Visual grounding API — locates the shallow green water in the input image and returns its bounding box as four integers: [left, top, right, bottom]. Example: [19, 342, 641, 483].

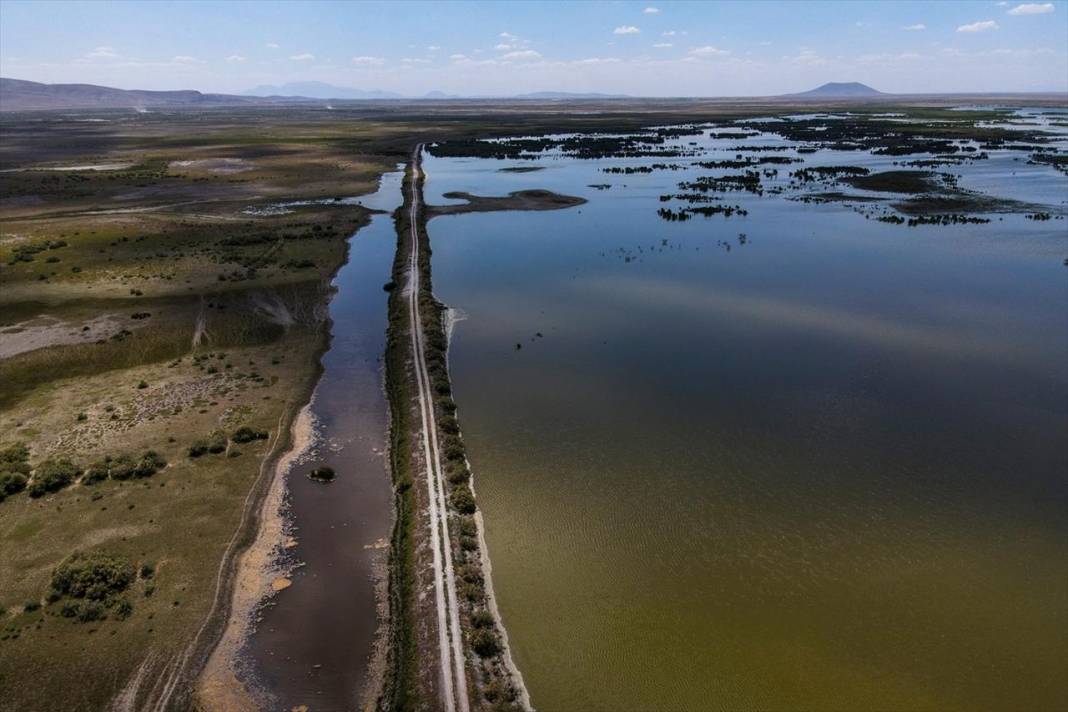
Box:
[424, 121, 1068, 711]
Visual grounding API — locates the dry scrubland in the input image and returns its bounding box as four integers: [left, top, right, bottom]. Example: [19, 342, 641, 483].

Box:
[1, 97, 1063, 711]
[0, 109, 399, 711]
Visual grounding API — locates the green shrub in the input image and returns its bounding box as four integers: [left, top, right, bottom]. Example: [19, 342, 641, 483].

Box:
[470, 610, 495, 629]
[438, 415, 460, 435]
[450, 484, 476, 514]
[470, 628, 500, 657]
[0, 443, 29, 466]
[51, 551, 135, 600]
[76, 601, 106, 623]
[460, 582, 481, 602]
[28, 458, 79, 497]
[459, 516, 477, 537]
[0, 471, 28, 500]
[309, 466, 336, 482]
[113, 598, 134, 620]
[231, 426, 268, 443]
[207, 431, 227, 453]
[457, 564, 482, 584]
[446, 462, 470, 485]
[23, 601, 40, 613]
[81, 460, 110, 485]
[134, 451, 166, 477]
[108, 454, 137, 480]
[188, 440, 209, 458]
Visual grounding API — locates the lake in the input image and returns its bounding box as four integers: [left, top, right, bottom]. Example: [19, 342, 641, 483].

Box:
[422, 116, 1068, 711]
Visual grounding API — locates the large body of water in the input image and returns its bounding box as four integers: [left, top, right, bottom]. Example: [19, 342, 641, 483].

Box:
[423, 116, 1068, 710]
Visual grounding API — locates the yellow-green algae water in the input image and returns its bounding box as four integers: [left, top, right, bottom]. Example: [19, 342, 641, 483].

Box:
[424, 120, 1068, 711]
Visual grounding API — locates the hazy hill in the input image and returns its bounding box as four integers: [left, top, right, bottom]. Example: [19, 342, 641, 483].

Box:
[0, 77, 308, 111]
[515, 91, 631, 99]
[245, 81, 402, 100]
[790, 82, 886, 98]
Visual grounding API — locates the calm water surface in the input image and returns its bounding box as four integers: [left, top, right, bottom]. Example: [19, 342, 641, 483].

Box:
[243, 169, 401, 709]
[424, 119, 1068, 711]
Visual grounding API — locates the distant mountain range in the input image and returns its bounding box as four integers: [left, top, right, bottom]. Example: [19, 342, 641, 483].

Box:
[789, 82, 886, 98]
[1, 77, 1055, 112]
[245, 81, 402, 100]
[0, 77, 305, 111]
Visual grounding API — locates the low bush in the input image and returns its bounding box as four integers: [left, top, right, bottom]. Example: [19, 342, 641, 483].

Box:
[446, 462, 470, 485]
[231, 426, 268, 443]
[108, 454, 137, 480]
[28, 458, 79, 497]
[458, 516, 477, 538]
[470, 628, 500, 658]
[51, 551, 135, 600]
[207, 431, 227, 454]
[0, 471, 28, 501]
[450, 484, 476, 514]
[81, 460, 110, 485]
[188, 440, 209, 457]
[309, 466, 336, 482]
[470, 609, 495, 629]
[0, 443, 30, 466]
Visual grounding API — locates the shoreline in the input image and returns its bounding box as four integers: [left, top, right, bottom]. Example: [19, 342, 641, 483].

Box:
[155, 209, 375, 711]
[194, 403, 316, 711]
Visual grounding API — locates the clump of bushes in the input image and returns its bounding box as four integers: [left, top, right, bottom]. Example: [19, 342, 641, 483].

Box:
[207, 431, 227, 454]
[0, 443, 31, 473]
[83, 451, 166, 484]
[189, 431, 227, 458]
[470, 628, 501, 658]
[0, 445, 31, 502]
[450, 484, 476, 514]
[48, 551, 139, 623]
[28, 458, 79, 498]
[231, 426, 268, 444]
[309, 466, 336, 482]
[0, 472, 28, 502]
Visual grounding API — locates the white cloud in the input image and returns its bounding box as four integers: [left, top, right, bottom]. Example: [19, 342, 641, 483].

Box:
[450, 53, 467, 61]
[351, 55, 385, 65]
[494, 43, 514, 50]
[401, 57, 431, 64]
[427, 45, 441, 51]
[662, 30, 676, 36]
[903, 23, 927, 30]
[575, 57, 622, 65]
[957, 19, 999, 32]
[172, 55, 205, 64]
[266, 42, 280, 49]
[653, 42, 673, 48]
[1007, 3, 1054, 14]
[501, 49, 542, 60]
[289, 52, 315, 60]
[690, 45, 730, 57]
[225, 54, 246, 62]
[86, 46, 118, 59]
[996, 1, 1008, 5]
[499, 32, 518, 40]
[614, 25, 641, 35]
[643, 6, 660, 13]
[787, 48, 826, 66]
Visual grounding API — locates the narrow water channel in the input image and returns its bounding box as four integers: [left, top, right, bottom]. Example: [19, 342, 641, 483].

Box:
[242, 168, 402, 709]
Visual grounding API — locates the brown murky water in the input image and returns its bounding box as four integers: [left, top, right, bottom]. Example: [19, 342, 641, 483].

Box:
[241, 170, 401, 710]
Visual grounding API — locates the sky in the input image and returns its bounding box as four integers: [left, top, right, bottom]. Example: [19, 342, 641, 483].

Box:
[1, 0, 1066, 96]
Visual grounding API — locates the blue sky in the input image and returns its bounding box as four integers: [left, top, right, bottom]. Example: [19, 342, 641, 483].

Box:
[1, 1, 1065, 96]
